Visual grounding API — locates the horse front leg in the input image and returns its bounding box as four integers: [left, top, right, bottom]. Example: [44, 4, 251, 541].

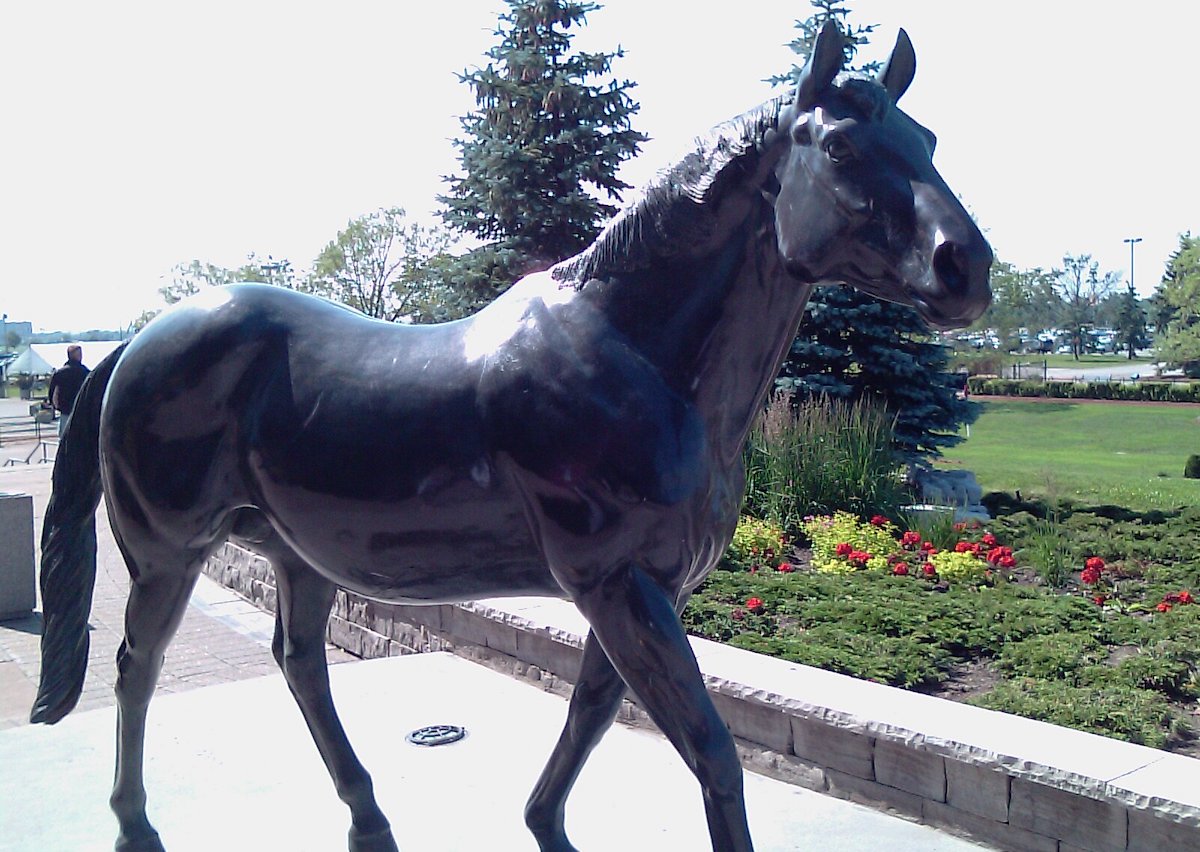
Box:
[525, 631, 627, 852]
[575, 564, 753, 852]
[269, 555, 397, 852]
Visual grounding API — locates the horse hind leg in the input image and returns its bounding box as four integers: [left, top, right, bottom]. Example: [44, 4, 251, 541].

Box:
[260, 538, 397, 852]
[108, 535, 209, 852]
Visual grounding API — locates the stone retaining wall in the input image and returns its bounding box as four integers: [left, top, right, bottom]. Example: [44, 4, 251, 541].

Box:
[204, 542, 1200, 852]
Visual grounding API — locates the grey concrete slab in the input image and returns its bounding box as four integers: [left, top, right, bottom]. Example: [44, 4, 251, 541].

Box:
[0, 653, 985, 851]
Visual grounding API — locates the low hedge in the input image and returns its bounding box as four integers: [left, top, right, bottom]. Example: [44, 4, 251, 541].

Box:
[967, 377, 1200, 403]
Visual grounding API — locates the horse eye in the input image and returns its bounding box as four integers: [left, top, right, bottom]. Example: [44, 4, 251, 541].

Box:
[824, 135, 855, 164]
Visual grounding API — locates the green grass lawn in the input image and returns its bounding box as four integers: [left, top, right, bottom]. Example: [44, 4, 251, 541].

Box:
[1028, 353, 1154, 369]
[938, 399, 1200, 509]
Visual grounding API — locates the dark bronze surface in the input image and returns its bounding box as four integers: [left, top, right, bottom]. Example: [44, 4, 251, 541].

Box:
[33, 22, 990, 852]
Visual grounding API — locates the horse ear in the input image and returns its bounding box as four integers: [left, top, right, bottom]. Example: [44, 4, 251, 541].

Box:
[795, 20, 844, 111]
[878, 28, 916, 101]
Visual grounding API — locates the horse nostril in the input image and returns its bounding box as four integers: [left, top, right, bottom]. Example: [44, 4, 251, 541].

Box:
[932, 241, 968, 295]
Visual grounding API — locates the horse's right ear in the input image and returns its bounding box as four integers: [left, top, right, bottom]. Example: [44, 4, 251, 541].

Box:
[795, 20, 844, 111]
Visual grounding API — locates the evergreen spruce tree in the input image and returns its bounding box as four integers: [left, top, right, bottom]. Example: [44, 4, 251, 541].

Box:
[438, 1, 646, 311]
[774, 1, 977, 461]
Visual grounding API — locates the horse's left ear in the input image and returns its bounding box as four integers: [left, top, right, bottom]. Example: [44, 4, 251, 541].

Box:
[795, 20, 844, 111]
[878, 28, 916, 101]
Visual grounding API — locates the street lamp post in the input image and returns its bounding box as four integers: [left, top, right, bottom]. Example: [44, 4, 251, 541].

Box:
[1124, 236, 1143, 293]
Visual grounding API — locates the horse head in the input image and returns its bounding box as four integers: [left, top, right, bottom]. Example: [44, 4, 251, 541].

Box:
[773, 22, 992, 330]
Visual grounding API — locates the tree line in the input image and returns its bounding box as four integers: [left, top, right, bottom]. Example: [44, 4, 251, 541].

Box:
[979, 254, 1147, 359]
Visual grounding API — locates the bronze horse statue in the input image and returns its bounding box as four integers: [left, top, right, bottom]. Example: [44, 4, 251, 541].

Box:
[32, 23, 990, 852]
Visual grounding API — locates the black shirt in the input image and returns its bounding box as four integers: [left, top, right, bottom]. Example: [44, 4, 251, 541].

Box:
[48, 361, 90, 415]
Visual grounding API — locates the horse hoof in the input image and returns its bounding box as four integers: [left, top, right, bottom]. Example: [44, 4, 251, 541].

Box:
[349, 824, 400, 852]
[531, 829, 581, 852]
[114, 830, 165, 852]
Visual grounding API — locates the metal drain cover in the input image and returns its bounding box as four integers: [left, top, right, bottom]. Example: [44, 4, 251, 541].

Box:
[406, 724, 466, 746]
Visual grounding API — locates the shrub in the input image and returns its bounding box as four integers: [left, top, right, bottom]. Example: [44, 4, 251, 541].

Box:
[727, 517, 789, 571]
[970, 680, 1180, 748]
[966, 377, 1200, 403]
[1185, 455, 1200, 479]
[743, 392, 902, 531]
[799, 512, 896, 573]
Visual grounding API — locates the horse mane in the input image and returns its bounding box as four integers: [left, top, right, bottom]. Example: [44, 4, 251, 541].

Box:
[552, 76, 894, 287]
[552, 93, 791, 285]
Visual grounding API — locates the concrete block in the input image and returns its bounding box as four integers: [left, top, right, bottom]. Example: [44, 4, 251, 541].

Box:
[1128, 808, 1200, 852]
[874, 738, 945, 801]
[710, 689, 792, 754]
[482, 621, 521, 658]
[734, 742, 827, 793]
[1010, 778, 1127, 851]
[389, 603, 443, 632]
[924, 800, 1057, 852]
[791, 716, 874, 780]
[514, 630, 583, 682]
[946, 758, 1010, 822]
[0, 492, 35, 620]
[441, 605, 495, 650]
[825, 767, 923, 820]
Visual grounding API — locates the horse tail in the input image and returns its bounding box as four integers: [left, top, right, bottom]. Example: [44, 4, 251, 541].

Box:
[30, 341, 129, 724]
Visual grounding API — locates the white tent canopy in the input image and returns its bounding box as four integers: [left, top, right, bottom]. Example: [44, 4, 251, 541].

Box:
[30, 341, 124, 371]
[7, 347, 54, 375]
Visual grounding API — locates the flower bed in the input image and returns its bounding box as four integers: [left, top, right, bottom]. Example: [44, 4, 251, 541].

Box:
[683, 503, 1200, 753]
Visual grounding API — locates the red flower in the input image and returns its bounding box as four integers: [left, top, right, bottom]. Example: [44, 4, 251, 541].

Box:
[848, 550, 871, 568]
[892, 563, 909, 576]
[776, 562, 795, 573]
[981, 532, 998, 547]
[870, 515, 890, 527]
[1093, 595, 1108, 606]
[900, 530, 921, 548]
[953, 521, 967, 532]
[1080, 566, 1101, 586]
[835, 542, 853, 557]
[1156, 602, 1172, 613]
[922, 562, 937, 577]
[999, 555, 1016, 569]
[922, 543, 938, 555]
[745, 597, 765, 614]
[986, 546, 1013, 565]
[1179, 590, 1195, 605]
[1085, 556, 1105, 573]
[954, 541, 973, 553]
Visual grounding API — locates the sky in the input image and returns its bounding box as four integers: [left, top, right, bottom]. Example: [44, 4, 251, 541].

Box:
[3, 1, 1197, 333]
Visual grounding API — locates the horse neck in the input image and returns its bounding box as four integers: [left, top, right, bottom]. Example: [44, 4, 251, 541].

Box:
[586, 204, 814, 464]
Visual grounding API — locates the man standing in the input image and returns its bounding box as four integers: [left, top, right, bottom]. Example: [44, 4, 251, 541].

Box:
[47, 345, 89, 437]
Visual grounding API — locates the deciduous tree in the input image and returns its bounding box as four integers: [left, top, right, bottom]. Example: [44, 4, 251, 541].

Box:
[310, 208, 454, 321]
[1055, 254, 1120, 359]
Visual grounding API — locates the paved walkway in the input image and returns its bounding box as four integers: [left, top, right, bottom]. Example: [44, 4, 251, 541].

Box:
[0, 653, 985, 851]
[0, 458, 354, 730]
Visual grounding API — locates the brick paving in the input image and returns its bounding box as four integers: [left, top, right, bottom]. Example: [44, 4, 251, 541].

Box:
[0, 455, 357, 731]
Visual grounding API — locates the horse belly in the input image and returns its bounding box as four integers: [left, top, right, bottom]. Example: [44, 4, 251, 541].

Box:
[262, 485, 561, 605]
